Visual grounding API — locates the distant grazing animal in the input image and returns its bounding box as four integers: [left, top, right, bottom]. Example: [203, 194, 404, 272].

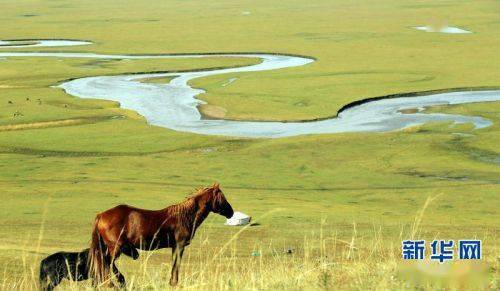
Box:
[7, 100, 13, 104]
[88, 183, 234, 288]
[26, 97, 30, 101]
[39, 249, 89, 291]
[13, 111, 23, 117]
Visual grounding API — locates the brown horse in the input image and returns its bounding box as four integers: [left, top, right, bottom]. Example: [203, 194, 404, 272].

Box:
[88, 183, 234, 288]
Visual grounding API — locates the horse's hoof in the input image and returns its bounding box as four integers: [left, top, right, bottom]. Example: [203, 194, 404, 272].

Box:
[169, 280, 178, 287]
[113, 283, 126, 290]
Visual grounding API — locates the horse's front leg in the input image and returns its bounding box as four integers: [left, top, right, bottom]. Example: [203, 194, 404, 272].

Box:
[169, 244, 185, 286]
[112, 262, 126, 290]
[108, 243, 126, 289]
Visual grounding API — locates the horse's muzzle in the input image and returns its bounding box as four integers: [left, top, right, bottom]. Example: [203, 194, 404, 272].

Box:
[224, 208, 234, 219]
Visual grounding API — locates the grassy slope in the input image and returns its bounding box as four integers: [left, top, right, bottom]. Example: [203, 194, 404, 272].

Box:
[0, 0, 498, 289]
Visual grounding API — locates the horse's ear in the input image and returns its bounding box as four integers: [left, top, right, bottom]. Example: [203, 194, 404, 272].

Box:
[212, 182, 220, 191]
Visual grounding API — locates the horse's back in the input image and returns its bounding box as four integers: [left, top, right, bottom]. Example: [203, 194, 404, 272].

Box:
[100, 204, 133, 215]
[100, 204, 162, 216]
[97, 204, 170, 245]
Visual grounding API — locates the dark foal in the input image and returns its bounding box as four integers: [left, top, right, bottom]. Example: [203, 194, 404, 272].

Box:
[39, 249, 89, 291]
[88, 183, 234, 288]
[40, 246, 137, 290]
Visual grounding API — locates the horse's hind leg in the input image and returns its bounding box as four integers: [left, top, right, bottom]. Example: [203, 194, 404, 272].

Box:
[42, 275, 59, 291]
[40, 276, 55, 291]
[39, 268, 59, 291]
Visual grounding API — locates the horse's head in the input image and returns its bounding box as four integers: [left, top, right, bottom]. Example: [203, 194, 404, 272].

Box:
[209, 183, 234, 218]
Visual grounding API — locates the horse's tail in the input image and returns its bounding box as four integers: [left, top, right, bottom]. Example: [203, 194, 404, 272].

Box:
[88, 215, 109, 286]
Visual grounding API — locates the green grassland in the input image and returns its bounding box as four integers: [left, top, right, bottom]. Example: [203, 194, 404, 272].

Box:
[0, 0, 499, 289]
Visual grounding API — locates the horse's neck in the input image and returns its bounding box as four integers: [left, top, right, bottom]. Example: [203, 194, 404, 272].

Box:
[193, 206, 210, 229]
[166, 196, 211, 233]
[189, 197, 211, 235]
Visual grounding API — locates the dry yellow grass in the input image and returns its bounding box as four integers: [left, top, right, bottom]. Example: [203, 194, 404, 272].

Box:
[1, 227, 494, 290]
[199, 104, 228, 119]
[0, 85, 22, 89]
[0, 199, 496, 290]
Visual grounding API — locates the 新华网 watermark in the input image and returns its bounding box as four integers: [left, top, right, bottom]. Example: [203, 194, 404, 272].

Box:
[402, 240, 481, 263]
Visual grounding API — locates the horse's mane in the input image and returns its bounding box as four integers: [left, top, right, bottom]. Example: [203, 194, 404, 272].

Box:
[187, 186, 213, 199]
[165, 185, 216, 219]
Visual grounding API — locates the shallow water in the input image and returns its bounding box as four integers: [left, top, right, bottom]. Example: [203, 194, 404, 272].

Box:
[0, 39, 92, 48]
[221, 77, 238, 87]
[413, 26, 472, 34]
[1, 39, 498, 138]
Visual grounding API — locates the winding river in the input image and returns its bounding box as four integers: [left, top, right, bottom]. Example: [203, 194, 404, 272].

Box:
[1, 39, 499, 138]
